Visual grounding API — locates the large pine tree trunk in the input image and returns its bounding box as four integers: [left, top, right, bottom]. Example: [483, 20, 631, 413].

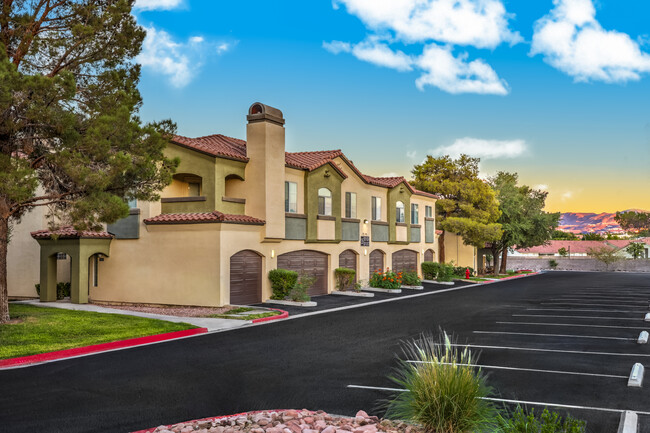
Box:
[0, 216, 9, 323]
[500, 248, 508, 274]
[438, 230, 446, 264]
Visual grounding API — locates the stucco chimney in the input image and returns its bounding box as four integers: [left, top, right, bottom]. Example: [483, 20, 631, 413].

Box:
[245, 102, 286, 241]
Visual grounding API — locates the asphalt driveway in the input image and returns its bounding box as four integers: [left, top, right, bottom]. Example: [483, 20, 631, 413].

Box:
[1, 271, 649, 432]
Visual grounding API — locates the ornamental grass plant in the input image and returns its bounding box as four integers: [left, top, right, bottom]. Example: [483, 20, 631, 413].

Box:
[385, 332, 500, 433]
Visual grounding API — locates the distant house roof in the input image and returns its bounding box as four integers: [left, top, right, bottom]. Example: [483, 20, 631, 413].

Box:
[170, 134, 439, 197]
[144, 211, 265, 226]
[31, 226, 114, 240]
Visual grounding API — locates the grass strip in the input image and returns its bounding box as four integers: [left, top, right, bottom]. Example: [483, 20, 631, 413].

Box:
[0, 304, 196, 360]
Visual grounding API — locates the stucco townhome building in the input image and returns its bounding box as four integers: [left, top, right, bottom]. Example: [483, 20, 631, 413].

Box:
[9, 103, 475, 307]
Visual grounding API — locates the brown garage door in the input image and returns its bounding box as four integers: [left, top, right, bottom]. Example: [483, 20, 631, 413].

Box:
[392, 250, 417, 273]
[230, 250, 262, 305]
[424, 249, 434, 262]
[339, 250, 357, 281]
[369, 250, 384, 275]
[277, 250, 328, 296]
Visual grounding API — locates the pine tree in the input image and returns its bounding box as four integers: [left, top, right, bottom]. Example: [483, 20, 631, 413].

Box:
[0, 0, 178, 323]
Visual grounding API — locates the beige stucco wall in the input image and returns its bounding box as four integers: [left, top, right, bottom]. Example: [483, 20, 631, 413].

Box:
[443, 232, 477, 269]
[6, 205, 46, 298]
[317, 219, 336, 240]
[284, 168, 305, 214]
[396, 225, 407, 242]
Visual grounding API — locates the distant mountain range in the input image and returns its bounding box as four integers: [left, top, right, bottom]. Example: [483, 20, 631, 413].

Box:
[558, 209, 647, 234]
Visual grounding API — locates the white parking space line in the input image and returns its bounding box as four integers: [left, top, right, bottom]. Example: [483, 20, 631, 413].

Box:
[451, 343, 650, 357]
[346, 385, 650, 415]
[406, 361, 627, 379]
[550, 298, 648, 304]
[540, 302, 648, 308]
[527, 308, 647, 314]
[474, 330, 635, 341]
[497, 321, 648, 330]
[513, 314, 644, 321]
[556, 296, 648, 301]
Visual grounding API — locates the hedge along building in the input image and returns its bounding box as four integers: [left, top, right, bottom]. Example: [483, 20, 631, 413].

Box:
[15, 103, 473, 306]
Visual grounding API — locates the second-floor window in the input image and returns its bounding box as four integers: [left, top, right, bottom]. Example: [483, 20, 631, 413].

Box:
[318, 188, 332, 216]
[345, 192, 357, 219]
[396, 201, 405, 223]
[285, 181, 297, 213]
[425, 205, 433, 218]
[411, 203, 419, 224]
[372, 196, 382, 221]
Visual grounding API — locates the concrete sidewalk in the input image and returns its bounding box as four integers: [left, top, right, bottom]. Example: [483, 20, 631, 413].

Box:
[13, 300, 249, 332]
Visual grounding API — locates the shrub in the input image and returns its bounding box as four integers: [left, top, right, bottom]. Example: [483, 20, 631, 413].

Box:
[34, 282, 71, 299]
[268, 269, 298, 300]
[421, 261, 439, 280]
[401, 271, 421, 286]
[436, 263, 455, 282]
[369, 268, 402, 290]
[499, 406, 586, 433]
[334, 267, 356, 291]
[549, 259, 558, 270]
[385, 331, 500, 433]
[290, 273, 315, 302]
[452, 266, 475, 277]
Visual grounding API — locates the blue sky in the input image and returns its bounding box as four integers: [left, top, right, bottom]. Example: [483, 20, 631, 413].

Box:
[132, 0, 650, 213]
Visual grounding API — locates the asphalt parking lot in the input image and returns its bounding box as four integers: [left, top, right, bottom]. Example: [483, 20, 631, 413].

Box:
[347, 272, 650, 432]
[2, 271, 649, 432]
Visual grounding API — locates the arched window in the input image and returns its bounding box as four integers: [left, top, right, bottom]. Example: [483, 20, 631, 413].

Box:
[318, 188, 332, 216]
[396, 201, 405, 223]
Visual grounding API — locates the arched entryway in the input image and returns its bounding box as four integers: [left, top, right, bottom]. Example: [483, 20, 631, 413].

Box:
[424, 249, 435, 262]
[392, 249, 418, 273]
[338, 250, 358, 282]
[277, 250, 328, 296]
[369, 250, 385, 275]
[230, 250, 263, 305]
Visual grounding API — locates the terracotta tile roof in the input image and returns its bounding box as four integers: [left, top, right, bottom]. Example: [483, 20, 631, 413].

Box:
[31, 226, 114, 240]
[144, 211, 265, 226]
[285, 150, 343, 171]
[171, 134, 248, 161]
[414, 189, 440, 199]
[171, 133, 439, 197]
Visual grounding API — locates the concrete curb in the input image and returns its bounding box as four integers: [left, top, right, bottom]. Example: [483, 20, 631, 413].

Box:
[361, 287, 402, 294]
[331, 291, 375, 297]
[617, 410, 638, 433]
[0, 327, 208, 369]
[251, 309, 288, 323]
[264, 299, 317, 307]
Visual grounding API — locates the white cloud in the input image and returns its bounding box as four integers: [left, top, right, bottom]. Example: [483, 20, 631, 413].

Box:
[416, 44, 508, 94]
[134, 0, 184, 11]
[380, 172, 401, 178]
[406, 150, 417, 160]
[333, 0, 521, 49]
[324, 39, 413, 72]
[531, 0, 650, 82]
[561, 191, 574, 201]
[430, 137, 527, 159]
[137, 27, 232, 88]
[535, 184, 549, 191]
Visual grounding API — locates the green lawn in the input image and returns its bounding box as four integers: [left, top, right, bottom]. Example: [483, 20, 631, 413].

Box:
[0, 304, 197, 360]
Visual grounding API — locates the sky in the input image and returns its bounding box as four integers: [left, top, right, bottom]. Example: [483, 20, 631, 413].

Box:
[132, 0, 650, 213]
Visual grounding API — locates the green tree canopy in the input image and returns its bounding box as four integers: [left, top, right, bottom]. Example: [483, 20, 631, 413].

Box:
[582, 233, 605, 241]
[488, 172, 560, 273]
[410, 154, 502, 263]
[625, 242, 645, 259]
[587, 246, 622, 271]
[615, 211, 650, 235]
[0, 0, 178, 323]
[552, 230, 579, 240]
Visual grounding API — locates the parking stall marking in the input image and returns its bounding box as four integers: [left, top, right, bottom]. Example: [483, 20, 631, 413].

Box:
[527, 308, 649, 314]
[512, 314, 646, 321]
[541, 301, 649, 307]
[449, 343, 650, 357]
[406, 361, 628, 379]
[346, 385, 650, 416]
[497, 321, 648, 330]
[473, 330, 636, 341]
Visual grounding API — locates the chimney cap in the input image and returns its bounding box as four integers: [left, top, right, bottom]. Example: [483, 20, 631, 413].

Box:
[247, 102, 285, 126]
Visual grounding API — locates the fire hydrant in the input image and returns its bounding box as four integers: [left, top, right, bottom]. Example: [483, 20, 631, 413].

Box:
[465, 268, 471, 279]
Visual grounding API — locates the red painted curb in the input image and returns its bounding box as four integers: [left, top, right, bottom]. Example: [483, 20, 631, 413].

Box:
[131, 409, 294, 433]
[252, 308, 289, 323]
[0, 327, 208, 368]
